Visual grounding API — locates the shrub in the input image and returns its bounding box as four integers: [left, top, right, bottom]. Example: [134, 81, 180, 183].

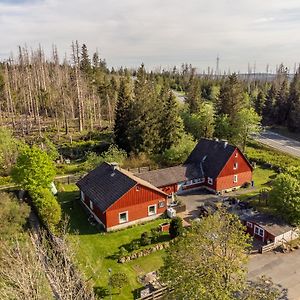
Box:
[169, 217, 184, 238]
[129, 240, 141, 251]
[140, 232, 152, 246]
[246, 141, 300, 172]
[117, 247, 128, 259]
[110, 272, 128, 294]
[30, 188, 61, 230]
[151, 227, 162, 243]
[242, 182, 251, 188]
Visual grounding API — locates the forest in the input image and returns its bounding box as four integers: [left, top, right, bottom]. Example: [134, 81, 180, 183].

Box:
[0, 42, 299, 148]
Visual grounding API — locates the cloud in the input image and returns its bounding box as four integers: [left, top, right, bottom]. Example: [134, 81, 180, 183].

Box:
[0, 0, 300, 72]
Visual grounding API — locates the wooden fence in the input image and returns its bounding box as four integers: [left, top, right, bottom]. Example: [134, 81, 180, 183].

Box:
[260, 242, 276, 253]
[136, 286, 174, 300]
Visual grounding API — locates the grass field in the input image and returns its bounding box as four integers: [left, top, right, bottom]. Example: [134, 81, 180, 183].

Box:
[57, 184, 167, 300]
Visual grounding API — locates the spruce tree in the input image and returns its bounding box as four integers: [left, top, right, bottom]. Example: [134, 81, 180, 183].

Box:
[274, 80, 290, 125]
[126, 64, 160, 154]
[186, 76, 202, 113]
[254, 90, 266, 116]
[288, 72, 300, 132]
[159, 91, 184, 152]
[218, 73, 246, 123]
[114, 77, 132, 152]
[262, 84, 277, 124]
[80, 43, 91, 74]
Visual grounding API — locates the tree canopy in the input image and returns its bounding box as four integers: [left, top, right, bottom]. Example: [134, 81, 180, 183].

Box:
[160, 211, 251, 300]
[12, 145, 56, 191]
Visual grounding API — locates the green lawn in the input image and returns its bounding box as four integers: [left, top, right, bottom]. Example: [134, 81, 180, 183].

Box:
[57, 184, 167, 300]
[252, 165, 276, 189]
[237, 166, 277, 214]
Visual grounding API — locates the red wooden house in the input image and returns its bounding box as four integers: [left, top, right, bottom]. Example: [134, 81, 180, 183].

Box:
[77, 162, 168, 231]
[240, 212, 298, 245]
[137, 139, 253, 194]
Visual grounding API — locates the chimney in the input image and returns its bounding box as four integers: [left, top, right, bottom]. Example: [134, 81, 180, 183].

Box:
[110, 162, 119, 171]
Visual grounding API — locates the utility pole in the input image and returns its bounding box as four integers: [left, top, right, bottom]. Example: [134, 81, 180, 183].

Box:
[216, 55, 220, 76]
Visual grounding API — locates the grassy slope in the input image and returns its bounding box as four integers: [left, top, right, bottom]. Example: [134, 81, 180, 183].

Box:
[58, 184, 166, 300]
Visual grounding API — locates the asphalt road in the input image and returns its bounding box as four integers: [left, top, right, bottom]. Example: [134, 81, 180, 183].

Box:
[254, 130, 300, 159]
[249, 251, 300, 300]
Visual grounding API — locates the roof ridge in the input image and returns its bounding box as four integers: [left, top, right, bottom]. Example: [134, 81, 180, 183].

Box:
[116, 166, 168, 196]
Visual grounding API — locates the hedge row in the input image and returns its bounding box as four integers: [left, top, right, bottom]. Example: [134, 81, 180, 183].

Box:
[30, 187, 62, 231]
[246, 141, 300, 171]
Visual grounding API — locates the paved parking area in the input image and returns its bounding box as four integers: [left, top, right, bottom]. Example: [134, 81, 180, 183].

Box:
[249, 251, 300, 300]
[176, 189, 219, 221]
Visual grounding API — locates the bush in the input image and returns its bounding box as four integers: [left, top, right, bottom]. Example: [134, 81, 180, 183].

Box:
[117, 247, 128, 259]
[151, 227, 162, 243]
[140, 232, 152, 246]
[30, 188, 61, 230]
[242, 182, 251, 188]
[246, 141, 300, 172]
[129, 240, 141, 251]
[110, 272, 128, 294]
[169, 217, 184, 238]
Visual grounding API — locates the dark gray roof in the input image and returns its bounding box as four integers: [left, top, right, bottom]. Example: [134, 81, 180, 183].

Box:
[184, 139, 236, 178]
[135, 164, 201, 187]
[242, 213, 294, 237]
[77, 162, 166, 212]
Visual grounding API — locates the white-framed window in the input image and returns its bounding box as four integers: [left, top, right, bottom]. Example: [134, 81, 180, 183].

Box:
[234, 162, 238, 170]
[148, 204, 157, 216]
[235, 152, 238, 158]
[136, 185, 141, 191]
[246, 221, 253, 228]
[158, 200, 165, 208]
[208, 177, 213, 185]
[184, 180, 193, 186]
[89, 200, 94, 211]
[254, 226, 264, 237]
[119, 211, 128, 224]
[233, 175, 238, 183]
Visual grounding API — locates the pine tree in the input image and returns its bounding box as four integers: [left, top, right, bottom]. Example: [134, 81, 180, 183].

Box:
[80, 44, 91, 74]
[159, 91, 184, 152]
[288, 72, 300, 132]
[262, 84, 277, 124]
[185, 76, 202, 113]
[254, 90, 266, 116]
[114, 77, 132, 152]
[274, 80, 289, 125]
[218, 73, 246, 123]
[126, 64, 161, 154]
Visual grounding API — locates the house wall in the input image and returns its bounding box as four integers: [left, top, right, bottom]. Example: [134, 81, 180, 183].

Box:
[80, 192, 106, 225]
[216, 149, 252, 191]
[159, 183, 178, 195]
[244, 221, 275, 243]
[106, 184, 167, 229]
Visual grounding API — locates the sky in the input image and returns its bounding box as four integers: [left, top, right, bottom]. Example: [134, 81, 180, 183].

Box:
[1, 0, 300, 73]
